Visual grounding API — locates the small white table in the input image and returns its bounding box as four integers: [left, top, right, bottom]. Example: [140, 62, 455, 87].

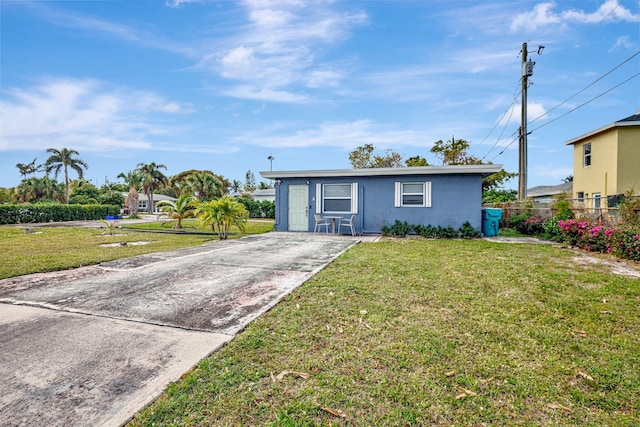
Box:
[323, 216, 342, 234]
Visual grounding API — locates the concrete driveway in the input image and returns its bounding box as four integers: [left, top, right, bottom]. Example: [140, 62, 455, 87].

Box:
[0, 232, 370, 427]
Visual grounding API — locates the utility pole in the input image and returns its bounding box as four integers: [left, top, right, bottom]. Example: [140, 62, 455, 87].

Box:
[518, 42, 543, 201]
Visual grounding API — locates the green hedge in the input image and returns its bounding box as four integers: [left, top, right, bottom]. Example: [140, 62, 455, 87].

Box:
[236, 198, 275, 218]
[0, 203, 121, 225]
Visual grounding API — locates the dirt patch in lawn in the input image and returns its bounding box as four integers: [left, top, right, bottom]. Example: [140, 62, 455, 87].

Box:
[570, 252, 640, 278]
[98, 241, 151, 248]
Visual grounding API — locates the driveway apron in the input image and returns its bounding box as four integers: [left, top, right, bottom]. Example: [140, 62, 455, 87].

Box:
[0, 232, 363, 427]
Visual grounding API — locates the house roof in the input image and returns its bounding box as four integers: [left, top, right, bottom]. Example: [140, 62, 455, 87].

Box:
[565, 112, 640, 145]
[260, 164, 502, 180]
[527, 182, 572, 198]
[252, 189, 275, 196]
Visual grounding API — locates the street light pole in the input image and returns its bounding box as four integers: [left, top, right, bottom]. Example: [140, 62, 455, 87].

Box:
[267, 154, 274, 172]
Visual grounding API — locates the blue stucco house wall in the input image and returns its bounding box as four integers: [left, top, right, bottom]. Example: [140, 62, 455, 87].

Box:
[260, 165, 501, 235]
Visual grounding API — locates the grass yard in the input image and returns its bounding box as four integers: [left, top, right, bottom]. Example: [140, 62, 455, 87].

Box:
[0, 219, 273, 279]
[128, 238, 639, 426]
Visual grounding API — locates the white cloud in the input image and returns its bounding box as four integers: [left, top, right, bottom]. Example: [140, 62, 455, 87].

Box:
[610, 36, 637, 51]
[511, 0, 639, 32]
[199, 1, 368, 102]
[221, 86, 308, 103]
[166, 0, 203, 8]
[231, 119, 440, 150]
[29, 2, 198, 57]
[0, 78, 189, 152]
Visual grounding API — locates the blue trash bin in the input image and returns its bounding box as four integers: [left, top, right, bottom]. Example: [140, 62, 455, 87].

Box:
[482, 208, 502, 237]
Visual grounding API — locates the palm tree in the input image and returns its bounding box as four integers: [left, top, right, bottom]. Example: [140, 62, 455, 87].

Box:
[117, 170, 144, 191]
[44, 148, 88, 203]
[196, 196, 248, 240]
[14, 176, 65, 203]
[156, 195, 197, 228]
[16, 158, 41, 178]
[183, 171, 222, 200]
[230, 179, 242, 194]
[135, 162, 169, 213]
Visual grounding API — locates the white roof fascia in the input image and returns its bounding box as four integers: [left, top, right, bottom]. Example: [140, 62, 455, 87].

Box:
[564, 120, 640, 145]
[260, 164, 502, 179]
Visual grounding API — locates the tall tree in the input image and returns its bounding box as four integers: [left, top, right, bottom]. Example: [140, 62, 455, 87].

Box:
[244, 170, 256, 192]
[117, 170, 144, 191]
[230, 179, 242, 194]
[349, 143, 403, 168]
[16, 158, 41, 178]
[429, 137, 515, 191]
[183, 171, 223, 200]
[14, 176, 65, 203]
[430, 137, 480, 166]
[44, 148, 88, 203]
[405, 156, 429, 167]
[135, 162, 169, 213]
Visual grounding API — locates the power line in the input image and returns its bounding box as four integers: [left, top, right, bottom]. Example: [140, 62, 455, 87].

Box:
[488, 130, 519, 163]
[529, 71, 640, 134]
[479, 84, 521, 161]
[530, 50, 640, 125]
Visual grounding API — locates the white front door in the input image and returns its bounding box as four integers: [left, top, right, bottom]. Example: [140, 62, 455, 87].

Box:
[288, 185, 309, 231]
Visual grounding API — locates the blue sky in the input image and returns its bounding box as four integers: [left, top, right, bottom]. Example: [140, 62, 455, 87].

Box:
[1, 0, 638, 190]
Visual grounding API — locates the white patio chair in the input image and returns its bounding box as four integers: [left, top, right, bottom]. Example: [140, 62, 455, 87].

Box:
[337, 215, 356, 236]
[314, 214, 330, 233]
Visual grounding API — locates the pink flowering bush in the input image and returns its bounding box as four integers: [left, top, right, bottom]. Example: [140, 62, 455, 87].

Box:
[556, 219, 640, 261]
[615, 228, 640, 261]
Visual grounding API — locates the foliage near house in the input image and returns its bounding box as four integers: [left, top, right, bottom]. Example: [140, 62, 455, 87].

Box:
[156, 195, 198, 228]
[196, 196, 249, 240]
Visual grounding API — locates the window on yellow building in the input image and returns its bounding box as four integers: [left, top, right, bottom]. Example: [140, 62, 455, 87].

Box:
[583, 143, 591, 167]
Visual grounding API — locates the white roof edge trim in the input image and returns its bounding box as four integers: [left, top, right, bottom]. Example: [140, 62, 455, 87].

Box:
[260, 165, 503, 179]
[564, 120, 640, 145]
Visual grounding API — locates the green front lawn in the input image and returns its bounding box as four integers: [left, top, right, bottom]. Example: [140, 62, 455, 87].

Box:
[129, 239, 640, 426]
[0, 219, 273, 279]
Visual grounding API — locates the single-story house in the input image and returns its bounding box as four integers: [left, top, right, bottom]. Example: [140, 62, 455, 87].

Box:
[122, 192, 177, 213]
[260, 165, 502, 234]
[527, 182, 573, 203]
[252, 188, 276, 202]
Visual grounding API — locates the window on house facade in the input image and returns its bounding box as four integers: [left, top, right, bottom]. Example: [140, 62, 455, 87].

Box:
[577, 192, 584, 202]
[394, 182, 431, 207]
[319, 183, 358, 213]
[583, 143, 591, 167]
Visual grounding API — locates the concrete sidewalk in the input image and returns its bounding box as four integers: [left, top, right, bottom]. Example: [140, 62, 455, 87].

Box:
[0, 232, 371, 426]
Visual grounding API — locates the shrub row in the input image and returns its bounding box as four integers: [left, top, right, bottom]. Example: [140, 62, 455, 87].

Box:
[0, 204, 121, 225]
[556, 219, 640, 261]
[503, 211, 640, 262]
[236, 198, 275, 218]
[381, 220, 481, 239]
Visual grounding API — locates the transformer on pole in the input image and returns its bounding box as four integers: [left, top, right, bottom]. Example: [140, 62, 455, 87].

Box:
[518, 42, 543, 201]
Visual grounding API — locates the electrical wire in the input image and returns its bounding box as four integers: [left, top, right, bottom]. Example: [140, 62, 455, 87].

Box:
[479, 84, 521, 161]
[530, 50, 640, 124]
[529, 71, 640, 134]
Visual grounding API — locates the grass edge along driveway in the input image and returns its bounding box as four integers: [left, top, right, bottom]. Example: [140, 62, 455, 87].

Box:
[129, 239, 639, 426]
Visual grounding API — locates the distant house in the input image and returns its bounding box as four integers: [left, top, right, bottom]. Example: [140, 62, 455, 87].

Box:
[252, 188, 275, 202]
[260, 165, 501, 234]
[527, 182, 572, 203]
[122, 193, 176, 213]
[565, 112, 640, 208]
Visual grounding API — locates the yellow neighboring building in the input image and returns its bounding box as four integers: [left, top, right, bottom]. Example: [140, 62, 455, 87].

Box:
[565, 112, 640, 208]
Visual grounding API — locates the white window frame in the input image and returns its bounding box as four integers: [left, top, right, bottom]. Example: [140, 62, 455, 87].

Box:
[593, 193, 601, 209]
[394, 182, 431, 207]
[316, 183, 358, 214]
[583, 142, 592, 167]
